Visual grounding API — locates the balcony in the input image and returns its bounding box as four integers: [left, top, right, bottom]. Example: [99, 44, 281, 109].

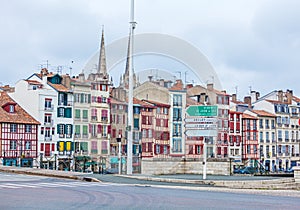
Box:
[44, 136, 52, 141]
[44, 105, 54, 111]
[44, 121, 53, 127]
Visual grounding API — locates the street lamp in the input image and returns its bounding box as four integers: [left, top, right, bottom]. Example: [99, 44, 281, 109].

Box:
[117, 136, 122, 174]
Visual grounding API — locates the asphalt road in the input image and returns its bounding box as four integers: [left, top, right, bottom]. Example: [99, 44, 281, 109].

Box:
[1, 172, 300, 210]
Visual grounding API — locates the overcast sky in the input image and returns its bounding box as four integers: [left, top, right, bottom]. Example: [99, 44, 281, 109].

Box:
[1, 0, 299, 100]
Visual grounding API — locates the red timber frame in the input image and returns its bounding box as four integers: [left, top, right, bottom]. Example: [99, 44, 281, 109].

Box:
[1, 122, 38, 159]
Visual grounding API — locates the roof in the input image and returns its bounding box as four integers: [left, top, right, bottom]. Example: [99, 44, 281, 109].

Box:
[242, 113, 257, 119]
[293, 96, 300, 103]
[186, 97, 202, 106]
[0, 92, 40, 125]
[133, 98, 154, 108]
[142, 99, 170, 108]
[49, 84, 70, 92]
[265, 99, 289, 105]
[26, 80, 42, 85]
[251, 110, 276, 117]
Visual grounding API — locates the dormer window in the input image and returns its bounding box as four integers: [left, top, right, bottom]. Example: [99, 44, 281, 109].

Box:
[2, 102, 17, 113]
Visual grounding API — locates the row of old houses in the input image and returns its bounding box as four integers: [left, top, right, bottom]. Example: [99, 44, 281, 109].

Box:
[1, 30, 299, 174]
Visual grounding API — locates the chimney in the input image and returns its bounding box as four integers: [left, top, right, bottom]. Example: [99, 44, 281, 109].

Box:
[278, 90, 283, 102]
[244, 96, 252, 108]
[251, 91, 257, 103]
[286, 89, 293, 104]
[207, 83, 214, 91]
[79, 73, 85, 83]
[232, 94, 237, 102]
[186, 84, 193, 89]
[148, 75, 153, 82]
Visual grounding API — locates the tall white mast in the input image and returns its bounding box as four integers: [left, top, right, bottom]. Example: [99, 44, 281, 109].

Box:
[127, 0, 136, 175]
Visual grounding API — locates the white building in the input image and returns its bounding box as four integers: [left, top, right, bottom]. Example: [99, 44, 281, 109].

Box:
[10, 69, 74, 170]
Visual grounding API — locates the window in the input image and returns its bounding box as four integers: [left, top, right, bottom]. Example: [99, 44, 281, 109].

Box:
[10, 124, 17, 133]
[82, 125, 88, 137]
[278, 130, 282, 141]
[266, 132, 269, 142]
[163, 108, 168, 115]
[260, 132, 263, 142]
[172, 139, 182, 152]
[10, 140, 17, 150]
[44, 114, 52, 124]
[156, 145, 160, 154]
[265, 119, 269, 128]
[44, 98, 52, 110]
[65, 124, 72, 138]
[173, 94, 182, 106]
[173, 123, 182, 137]
[101, 109, 108, 121]
[82, 110, 88, 120]
[25, 125, 32, 133]
[9, 105, 15, 113]
[57, 107, 64, 117]
[57, 124, 65, 137]
[25, 141, 31, 150]
[75, 109, 81, 119]
[75, 125, 80, 136]
[247, 145, 250, 154]
[259, 119, 263, 128]
[173, 108, 182, 121]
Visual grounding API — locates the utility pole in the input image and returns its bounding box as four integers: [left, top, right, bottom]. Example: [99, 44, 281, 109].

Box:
[127, 0, 136, 175]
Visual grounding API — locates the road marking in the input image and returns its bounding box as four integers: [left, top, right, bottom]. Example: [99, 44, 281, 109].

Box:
[0, 181, 111, 189]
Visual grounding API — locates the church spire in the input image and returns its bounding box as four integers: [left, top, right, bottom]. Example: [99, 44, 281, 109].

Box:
[98, 27, 107, 76]
[124, 34, 131, 78]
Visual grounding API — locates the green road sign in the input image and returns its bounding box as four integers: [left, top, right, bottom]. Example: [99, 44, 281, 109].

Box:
[186, 105, 218, 117]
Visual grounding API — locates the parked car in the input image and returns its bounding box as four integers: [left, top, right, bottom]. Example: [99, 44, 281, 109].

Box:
[285, 167, 295, 173]
[236, 166, 257, 174]
[104, 168, 119, 174]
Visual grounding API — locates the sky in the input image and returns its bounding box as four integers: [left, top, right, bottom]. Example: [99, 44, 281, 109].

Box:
[0, 0, 299, 100]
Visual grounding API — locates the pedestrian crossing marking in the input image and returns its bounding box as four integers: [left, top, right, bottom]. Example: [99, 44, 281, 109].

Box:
[0, 181, 110, 189]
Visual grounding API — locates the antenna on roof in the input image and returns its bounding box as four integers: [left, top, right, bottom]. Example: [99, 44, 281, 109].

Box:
[69, 61, 74, 76]
[57, 66, 63, 75]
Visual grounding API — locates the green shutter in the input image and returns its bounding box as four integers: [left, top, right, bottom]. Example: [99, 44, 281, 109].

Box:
[65, 108, 72, 118]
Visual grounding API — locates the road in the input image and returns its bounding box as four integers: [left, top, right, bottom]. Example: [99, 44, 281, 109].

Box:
[0, 172, 300, 210]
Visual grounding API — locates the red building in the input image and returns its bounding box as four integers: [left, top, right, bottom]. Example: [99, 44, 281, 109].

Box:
[242, 113, 259, 163]
[0, 91, 40, 167]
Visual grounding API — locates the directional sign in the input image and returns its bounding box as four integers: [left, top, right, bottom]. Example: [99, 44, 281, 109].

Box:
[185, 124, 217, 129]
[185, 117, 218, 123]
[186, 105, 218, 117]
[185, 129, 217, 137]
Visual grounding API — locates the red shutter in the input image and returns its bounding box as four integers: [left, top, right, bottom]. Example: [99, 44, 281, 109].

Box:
[52, 143, 55, 151]
[97, 125, 102, 133]
[40, 144, 44, 151]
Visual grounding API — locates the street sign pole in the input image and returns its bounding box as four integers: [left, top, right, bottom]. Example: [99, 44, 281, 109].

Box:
[203, 138, 207, 180]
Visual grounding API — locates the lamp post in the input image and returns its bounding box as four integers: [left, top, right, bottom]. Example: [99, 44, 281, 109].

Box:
[117, 136, 122, 174]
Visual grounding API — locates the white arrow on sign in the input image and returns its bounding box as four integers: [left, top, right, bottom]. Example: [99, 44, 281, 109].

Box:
[185, 129, 217, 137]
[185, 124, 217, 129]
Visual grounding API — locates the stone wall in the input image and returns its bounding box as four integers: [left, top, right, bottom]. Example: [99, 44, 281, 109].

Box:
[294, 166, 300, 183]
[141, 158, 230, 175]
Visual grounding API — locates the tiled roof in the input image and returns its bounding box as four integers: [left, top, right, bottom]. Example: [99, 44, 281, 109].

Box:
[293, 96, 300, 103]
[186, 97, 202, 106]
[133, 98, 155, 108]
[49, 84, 70, 92]
[242, 113, 257, 119]
[266, 99, 289, 104]
[26, 80, 42, 85]
[251, 110, 276, 117]
[142, 99, 170, 108]
[0, 92, 40, 125]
